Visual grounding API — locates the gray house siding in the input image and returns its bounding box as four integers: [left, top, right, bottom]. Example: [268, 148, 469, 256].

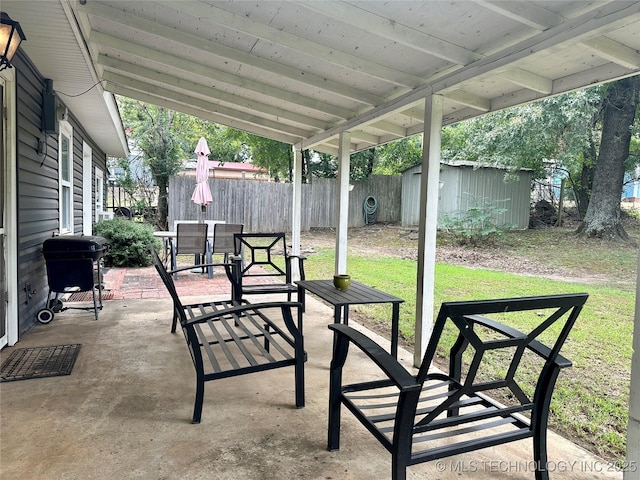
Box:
[14, 52, 108, 338]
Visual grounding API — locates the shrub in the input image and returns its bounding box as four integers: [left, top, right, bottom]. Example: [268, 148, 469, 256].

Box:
[94, 218, 161, 267]
[439, 195, 515, 247]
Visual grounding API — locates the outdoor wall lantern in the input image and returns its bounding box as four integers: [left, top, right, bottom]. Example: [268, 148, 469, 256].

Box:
[0, 12, 26, 72]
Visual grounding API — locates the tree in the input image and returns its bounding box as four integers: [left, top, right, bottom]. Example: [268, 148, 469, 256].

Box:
[221, 130, 293, 181]
[117, 98, 256, 228]
[350, 148, 376, 180]
[118, 99, 189, 229]
[440, 82, 640, 226]
[375, 136, 423, 174]
[134, 106, 185, 230]
[441, 88, 603, 184]
[309, 152, 337, 179]
[576, 76, 640, 242]
[305, 148, 382, 182]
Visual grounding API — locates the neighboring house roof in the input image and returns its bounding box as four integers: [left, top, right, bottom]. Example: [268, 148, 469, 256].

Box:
[181, 160, 268, 177]
[4, 1, 638, 157]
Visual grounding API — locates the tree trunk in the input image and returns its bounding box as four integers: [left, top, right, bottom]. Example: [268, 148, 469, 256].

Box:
[573, 160, 593, 219]
[367, 147, 375, 177]
[287, 148, 293, 183]
[576, 76, 640, 242]
[302, 149, 310, 184]
[157, 177, 169, 231]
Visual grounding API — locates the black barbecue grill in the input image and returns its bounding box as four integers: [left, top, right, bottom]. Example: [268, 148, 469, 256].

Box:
[37, 235, 109, 323]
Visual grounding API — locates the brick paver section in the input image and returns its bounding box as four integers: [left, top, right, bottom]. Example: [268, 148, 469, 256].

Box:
[103, 266, 233, 300]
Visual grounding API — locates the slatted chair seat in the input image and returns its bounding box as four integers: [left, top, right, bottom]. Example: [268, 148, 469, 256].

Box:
[328, 293, 588, 480]
[150, 247, 306, 424]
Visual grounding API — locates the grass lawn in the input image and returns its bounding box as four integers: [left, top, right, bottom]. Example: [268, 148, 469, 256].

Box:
[302, 227, 636, 463]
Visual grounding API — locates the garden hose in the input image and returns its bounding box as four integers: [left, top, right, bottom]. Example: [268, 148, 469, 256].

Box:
[363, 196, 378, 224]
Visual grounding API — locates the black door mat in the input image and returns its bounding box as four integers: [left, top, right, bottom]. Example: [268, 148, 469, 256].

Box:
[0, 344, 81, 382]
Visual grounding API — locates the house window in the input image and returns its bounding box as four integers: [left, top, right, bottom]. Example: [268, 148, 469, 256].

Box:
[59, 122, 73, 234]
[95, 167, 104, 218]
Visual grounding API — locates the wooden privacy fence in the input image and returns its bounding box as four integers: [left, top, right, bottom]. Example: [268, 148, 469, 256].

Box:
[168, 175, 402, 233]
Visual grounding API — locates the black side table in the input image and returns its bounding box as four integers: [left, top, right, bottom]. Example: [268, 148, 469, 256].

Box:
[296, 279, 404, 357]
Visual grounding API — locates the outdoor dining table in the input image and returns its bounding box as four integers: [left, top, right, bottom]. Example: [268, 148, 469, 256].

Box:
[296, 279, 404, 358]
[153, 220, 225, 266]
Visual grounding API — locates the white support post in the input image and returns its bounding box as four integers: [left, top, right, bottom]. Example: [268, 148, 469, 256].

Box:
[335, 132, 351, 275]
[414, 94, 443, 368]
[625, 250, 640, 479]
[291, 145, 303, 281]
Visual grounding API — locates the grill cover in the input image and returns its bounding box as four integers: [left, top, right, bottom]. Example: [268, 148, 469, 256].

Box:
[43, 236, 108, 260]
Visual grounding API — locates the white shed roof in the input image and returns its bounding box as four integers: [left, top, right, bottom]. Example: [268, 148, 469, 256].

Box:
[4, 1, 640, 157]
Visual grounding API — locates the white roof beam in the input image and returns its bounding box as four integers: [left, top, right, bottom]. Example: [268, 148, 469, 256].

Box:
[498, 67, 553, 94]
[369, 120, 407, 138]
[107, 83, 301, 145]
[312, 144, 339, 156]
[174, 1, 424, 88]
[80, 1, 383, 107]
[444, 90, 491, 112]
[399, 107, 426, 122]
[580, 36, 640, 70]
[89, 31, 354, 120]
[300, 1, 640, 151]
[350, 130, 380, 145]
[353, 141, 376, 152]
[103, 73, 316, 139]
[300, 1, 481, 65]
[477, 1, 564, 30]
[98, 55, 334, 131]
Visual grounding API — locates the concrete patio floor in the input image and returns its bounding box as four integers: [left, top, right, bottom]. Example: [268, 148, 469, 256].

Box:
[1, 269, 623, 479]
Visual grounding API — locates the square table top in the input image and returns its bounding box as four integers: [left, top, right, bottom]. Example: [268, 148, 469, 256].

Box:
[296, 279, 404, 307]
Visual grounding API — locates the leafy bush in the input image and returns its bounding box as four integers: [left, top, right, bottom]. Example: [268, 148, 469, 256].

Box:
[94, 218, 161, 267]
[439, 195, 514, 246]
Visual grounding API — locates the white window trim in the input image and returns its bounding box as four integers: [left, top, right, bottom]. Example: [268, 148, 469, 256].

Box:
[82, 142, 93, 235]
[58, 121, 74, 234]
[95, 167, 104, 221]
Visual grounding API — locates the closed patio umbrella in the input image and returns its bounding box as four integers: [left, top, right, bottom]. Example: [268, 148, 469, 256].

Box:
[191, 137, 213, 219]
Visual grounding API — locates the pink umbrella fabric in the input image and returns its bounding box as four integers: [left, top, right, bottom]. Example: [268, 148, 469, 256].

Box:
[191, 137, 213, 209]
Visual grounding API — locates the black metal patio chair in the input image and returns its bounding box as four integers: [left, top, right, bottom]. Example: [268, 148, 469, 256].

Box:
[226, 232, 306, 302]
[150, 247, 306, 424]
[327, 293, 588, 480]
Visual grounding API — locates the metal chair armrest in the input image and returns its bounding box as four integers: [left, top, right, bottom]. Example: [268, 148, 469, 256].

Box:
[329, 324, 420, 392]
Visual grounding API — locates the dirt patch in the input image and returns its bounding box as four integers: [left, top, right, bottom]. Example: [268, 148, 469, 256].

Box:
[299, 224, 599, 284]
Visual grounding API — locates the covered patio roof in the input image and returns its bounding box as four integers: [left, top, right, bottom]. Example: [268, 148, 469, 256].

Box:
[4, 1, 640, 156]
[3, 1, 639, 470]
